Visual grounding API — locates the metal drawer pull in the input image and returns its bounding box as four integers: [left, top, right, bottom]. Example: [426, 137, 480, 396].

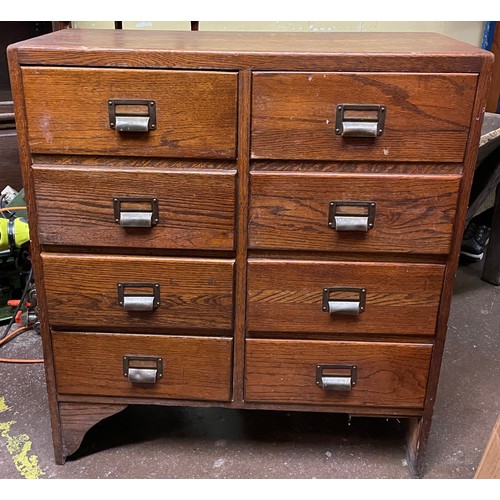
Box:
[115, 116, 150, 132]
[123, 356, 163, 384]
[117, 282, 160, 311]
[119, 212, 153, 227]
[342, 121, 378, 137]
[108, 99, 156, 132]
[316, 364, 357, 391]
[335, 104, 386, 138]
[328, 201, 376, 232]
[127, 368, 157, 383]
[113, 197, 159, 228]
[328, 301, 360, 315]
[123, 296, 155, 311]
[322, 287, 366, 316]
[335, 216, 369, 232]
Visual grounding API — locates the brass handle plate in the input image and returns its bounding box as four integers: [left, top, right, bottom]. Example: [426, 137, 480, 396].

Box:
[123, 356, 163, 384]
[113, 197, 159, 228]
[316, 364, 357, 391]
[335, 104, 386, 137]
[328, 201, 376, 232]
[108, 99, 156, 132]
[322, 287, 366, 316]
[117, 282, 160, 311]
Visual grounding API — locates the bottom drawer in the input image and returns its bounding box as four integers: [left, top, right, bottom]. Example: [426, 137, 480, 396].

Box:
[53, 332, 232, 402]
[245, 339, 432, 409]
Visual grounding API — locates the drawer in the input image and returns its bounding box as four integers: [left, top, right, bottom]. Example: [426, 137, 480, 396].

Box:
[32, 165, 236, 251]
[53, 332, 232, 401]
[247, 259, 444, 336]
[42, 253, 234, 332]
[249, 171, 460, 255]
[245, 339, 432, 409]
[251, 72, 477, 162]
[22, 67, 238, 158]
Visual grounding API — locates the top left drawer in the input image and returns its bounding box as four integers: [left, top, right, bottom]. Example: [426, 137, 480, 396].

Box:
[21, 67, 238, 159]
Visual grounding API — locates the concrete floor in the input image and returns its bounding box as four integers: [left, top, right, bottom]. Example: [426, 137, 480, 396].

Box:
[0, 259, 498, 480]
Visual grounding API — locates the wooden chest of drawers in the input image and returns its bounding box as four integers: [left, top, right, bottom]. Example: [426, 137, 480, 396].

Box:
[8, 29, 493, 477]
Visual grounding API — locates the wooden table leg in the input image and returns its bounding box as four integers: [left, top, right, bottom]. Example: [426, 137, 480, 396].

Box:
[482, 181, 500, 285]
[406, 416, 432, 478]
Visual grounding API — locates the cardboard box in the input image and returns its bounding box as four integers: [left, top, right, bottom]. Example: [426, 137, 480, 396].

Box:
[475, 415, 500, 478]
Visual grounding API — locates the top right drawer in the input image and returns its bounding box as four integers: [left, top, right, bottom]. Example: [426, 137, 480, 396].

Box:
[251, 72, 477, 162]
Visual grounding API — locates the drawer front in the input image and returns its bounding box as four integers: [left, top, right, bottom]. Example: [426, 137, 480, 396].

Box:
[249, 171, 460, 254]
[22, 67, 237, 158]
[245, 339, 432, 409]
[247, 259, 444, 336]
[33, 165, 236, 251]
[53, 332, 232, 401]
[43, 254, 234, 332]
[251, 72, 477, 162]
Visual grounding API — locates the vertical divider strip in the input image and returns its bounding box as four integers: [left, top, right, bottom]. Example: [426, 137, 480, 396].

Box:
[232, 69, 252, 402]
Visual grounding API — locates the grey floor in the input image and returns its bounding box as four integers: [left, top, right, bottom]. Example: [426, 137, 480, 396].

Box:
[0, 259, 498, 480]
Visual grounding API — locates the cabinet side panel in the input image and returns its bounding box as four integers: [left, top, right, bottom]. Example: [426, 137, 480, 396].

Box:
[7, 45, 64, 464]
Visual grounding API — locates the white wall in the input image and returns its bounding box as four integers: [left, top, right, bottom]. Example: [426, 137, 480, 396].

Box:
[71, 21, 485, 47]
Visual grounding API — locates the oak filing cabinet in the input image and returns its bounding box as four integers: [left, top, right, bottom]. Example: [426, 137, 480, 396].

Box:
[8, 29, 493, 477]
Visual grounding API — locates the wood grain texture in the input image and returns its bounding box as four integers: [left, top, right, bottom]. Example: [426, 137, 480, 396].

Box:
[11, 30, 490, 72]
[22, 67, 237, 158]
[252, 72, 477, 162]
[251, 160, 463, 176]
[57, 394, 423, 417]
[245, 339, 432, 408]
[406, 417, 425, 478]
[248, 249, 446, 265]
[244, 330, 439, 344]
[232, 70, 252, 402]
[59, 402, 127, 462]
[53, 332, 233, 402]
[32, 165, 236, 251]
[249, 171, 460, 255]
[42, 253, 234, 332]
[247, 259, 444, 336]
[32, 154, 236, 170]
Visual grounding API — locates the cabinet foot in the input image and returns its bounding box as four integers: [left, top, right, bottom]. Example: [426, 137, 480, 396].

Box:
[406, 416, 433, 478]
[57, 402, 127, 463]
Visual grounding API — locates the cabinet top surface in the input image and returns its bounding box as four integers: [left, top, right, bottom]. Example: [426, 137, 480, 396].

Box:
[12, 29, 487, 54]
[9, 29, 492, 72]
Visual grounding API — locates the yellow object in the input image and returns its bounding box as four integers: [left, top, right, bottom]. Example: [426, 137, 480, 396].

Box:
[0, 217, 30, 251]
[0, 397, 45, 479]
